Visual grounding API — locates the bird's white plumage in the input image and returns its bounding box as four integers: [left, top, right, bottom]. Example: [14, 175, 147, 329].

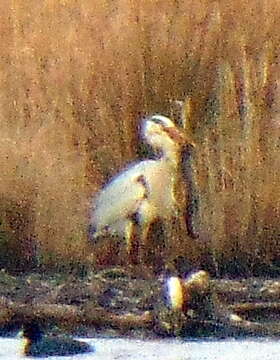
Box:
[89, 114, 191, 263]
[91, 162, 147, 234]
[91, 158, 177, 236]
[166, 276, 184, 311]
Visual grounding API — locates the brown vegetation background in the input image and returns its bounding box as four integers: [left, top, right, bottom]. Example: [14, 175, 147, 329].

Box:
[0, 0, 279, 274]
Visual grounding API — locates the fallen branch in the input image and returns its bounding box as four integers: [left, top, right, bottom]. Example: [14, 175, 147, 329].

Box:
[229, 302, 280, 314]
[1, 294, 280, 338]
[0, 296, 154, 332]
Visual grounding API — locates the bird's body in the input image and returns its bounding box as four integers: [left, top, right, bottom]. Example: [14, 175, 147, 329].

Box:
[164, 271, 211, 315]
[22, 322, 92, 357]
[89, 114, 194, 264]
[166, 276, 188, 312]
[92, 158, 178, 236]
[24, 335, 92, 357]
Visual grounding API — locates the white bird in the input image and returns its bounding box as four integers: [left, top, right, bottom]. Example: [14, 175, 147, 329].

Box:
[88, 114, 195, 265]
[165, 276, 188, 312]
[163, 271, 211, 313]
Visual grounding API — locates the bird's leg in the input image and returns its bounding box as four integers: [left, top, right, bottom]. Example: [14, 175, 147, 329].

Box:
[133, 218, 158, 278]
[138, 220, 151, 265]
[135, 199, 155, 266]
[123, 219, 139, 265]
[123, 214, 156, 278]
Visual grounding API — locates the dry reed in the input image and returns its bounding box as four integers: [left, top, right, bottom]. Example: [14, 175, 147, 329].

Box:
[0, 0, 279, 274]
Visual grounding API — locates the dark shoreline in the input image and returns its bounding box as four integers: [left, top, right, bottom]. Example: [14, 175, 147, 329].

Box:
[0, 268, 279, 338]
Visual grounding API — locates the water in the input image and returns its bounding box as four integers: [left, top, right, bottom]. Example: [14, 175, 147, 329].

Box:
[0, 336, 279, 360]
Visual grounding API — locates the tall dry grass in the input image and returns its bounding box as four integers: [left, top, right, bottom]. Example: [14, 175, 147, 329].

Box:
[0, 0, 279, 274]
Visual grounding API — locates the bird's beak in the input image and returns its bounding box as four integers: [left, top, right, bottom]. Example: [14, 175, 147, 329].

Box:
[165, 127, 195, 148]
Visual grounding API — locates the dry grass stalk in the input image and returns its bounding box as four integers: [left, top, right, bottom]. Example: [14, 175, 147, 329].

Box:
[0, 0, 279, 272]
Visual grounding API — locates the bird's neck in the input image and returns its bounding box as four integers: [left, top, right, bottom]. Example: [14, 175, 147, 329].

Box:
[161, 147, 181, 167]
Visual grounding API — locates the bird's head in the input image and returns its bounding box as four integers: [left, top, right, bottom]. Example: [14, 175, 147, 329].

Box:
[142, 115, 195, 156]
[184, 270, 211, 295]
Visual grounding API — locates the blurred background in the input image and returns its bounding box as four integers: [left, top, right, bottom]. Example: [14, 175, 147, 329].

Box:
[0, 0, 279, 276]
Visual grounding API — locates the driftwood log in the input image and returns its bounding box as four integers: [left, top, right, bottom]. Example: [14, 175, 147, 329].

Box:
[0, 297, 153, 332]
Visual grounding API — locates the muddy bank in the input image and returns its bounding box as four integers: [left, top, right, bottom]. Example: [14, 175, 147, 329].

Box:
[0, 268, 279, 338]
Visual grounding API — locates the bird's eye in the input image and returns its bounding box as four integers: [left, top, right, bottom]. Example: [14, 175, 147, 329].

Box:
[152, 117, 164, 125]
[149, 115, 175, 128]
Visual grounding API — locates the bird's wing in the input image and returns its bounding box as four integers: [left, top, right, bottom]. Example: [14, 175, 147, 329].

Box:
[91, 161, 156, 232]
